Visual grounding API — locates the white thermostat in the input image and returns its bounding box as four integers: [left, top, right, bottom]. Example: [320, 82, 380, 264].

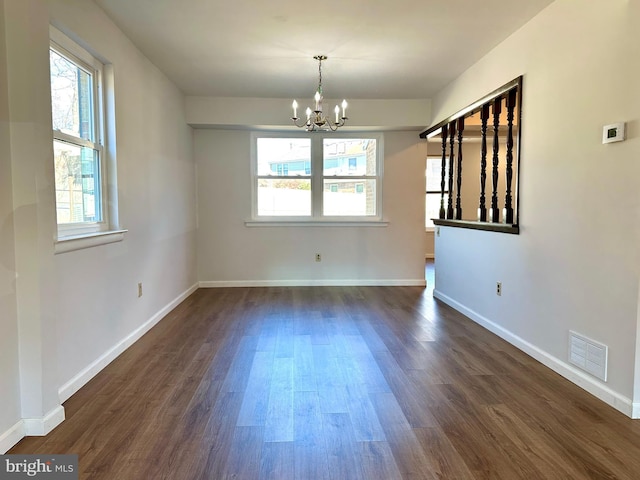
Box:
[602, 122, 625, 144]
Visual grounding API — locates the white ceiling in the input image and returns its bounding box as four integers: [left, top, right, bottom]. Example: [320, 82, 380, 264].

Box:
[94, 0, 553, 100]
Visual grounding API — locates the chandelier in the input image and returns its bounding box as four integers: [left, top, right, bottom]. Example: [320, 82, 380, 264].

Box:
[291, 55, 348, 132]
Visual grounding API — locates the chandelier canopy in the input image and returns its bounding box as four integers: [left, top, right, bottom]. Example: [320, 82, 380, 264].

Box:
[291, 55, 348, 132]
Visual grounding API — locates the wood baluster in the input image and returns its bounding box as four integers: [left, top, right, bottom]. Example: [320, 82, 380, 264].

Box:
[479, 104, 490, 222]
[504, 89, 517, 224]
[491, 97, 502, 223]
[447, 120, 456, 219]
[439, 124, 448, 219]
[455, 117, 464, 220]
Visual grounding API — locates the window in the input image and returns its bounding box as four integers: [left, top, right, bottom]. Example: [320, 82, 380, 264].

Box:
[50, 28, 112, 239]
[426, 156, 449, 229]
[252, 133, 383, 221]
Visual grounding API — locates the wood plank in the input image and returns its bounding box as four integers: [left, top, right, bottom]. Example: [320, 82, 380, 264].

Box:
[264, 357, 294, 442]
[259, 442, 294, 480]
[321, 413, 365, 480]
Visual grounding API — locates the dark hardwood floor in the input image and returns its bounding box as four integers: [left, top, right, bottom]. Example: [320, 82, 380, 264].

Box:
[11, 261, 640, 479]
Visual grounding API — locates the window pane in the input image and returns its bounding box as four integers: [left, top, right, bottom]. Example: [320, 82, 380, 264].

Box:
[257, 138, 311, 176]
[426, 193, 446, 228]
[323, 139, 376, 176]
[54, 140, 101, 224]
[50, 49, 94, 141]
[258, 179, 311, 216]
[426, 157, 449, 192]
[323, 179, 376, 216]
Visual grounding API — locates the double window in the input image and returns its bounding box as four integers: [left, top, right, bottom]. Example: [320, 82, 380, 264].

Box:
[50, 28, 110, 239]
[252, 133, 383, 221]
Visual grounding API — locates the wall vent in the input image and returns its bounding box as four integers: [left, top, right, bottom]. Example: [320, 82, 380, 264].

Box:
[569, 331, 608, 382]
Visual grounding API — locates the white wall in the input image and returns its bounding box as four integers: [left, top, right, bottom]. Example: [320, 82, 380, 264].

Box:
[186, 97, 431, 131]
[0, 0, 197, 452]
[432, 0, 640, 415]
[0, 0, 22, 452]
[4, 0, 61, 440]
[195, 130, 427, 285]
[48, 0, 197, 392]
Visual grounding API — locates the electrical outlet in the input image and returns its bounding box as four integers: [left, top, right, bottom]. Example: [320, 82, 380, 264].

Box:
[315, 253, 321, 262]
[496, 282, 502, 296]
[138, 282, 143, 297]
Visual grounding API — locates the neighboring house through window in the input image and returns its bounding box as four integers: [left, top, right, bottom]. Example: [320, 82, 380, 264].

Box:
[252, 133, 383, 220]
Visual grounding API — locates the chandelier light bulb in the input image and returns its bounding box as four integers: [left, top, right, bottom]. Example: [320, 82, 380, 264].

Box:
[292, 100, 298, 119]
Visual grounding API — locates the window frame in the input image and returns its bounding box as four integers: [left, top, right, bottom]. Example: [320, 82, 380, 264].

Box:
[50, 26, 125, 253]
[250, 131, 384, 224]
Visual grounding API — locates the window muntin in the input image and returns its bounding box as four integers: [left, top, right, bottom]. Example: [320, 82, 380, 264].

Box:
[50, 35, 106, 234]
[252, 133, 382, 221]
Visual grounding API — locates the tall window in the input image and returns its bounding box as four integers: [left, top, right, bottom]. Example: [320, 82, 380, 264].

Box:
[426, 156, 448, 229]
[253, 133, 383, 220]
[50, 29, 107, 237]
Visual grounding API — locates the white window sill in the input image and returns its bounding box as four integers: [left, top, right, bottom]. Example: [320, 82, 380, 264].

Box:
[54, 229, 128, 254]
[245, 220, 389, 227]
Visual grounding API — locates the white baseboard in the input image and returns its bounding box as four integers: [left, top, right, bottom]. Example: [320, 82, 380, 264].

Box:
[199, 279, 427, 288]
[433, 289, 635, 418]
[23, 405, 65, 437]
[0, 420, 25, 454]
[1, 405, 66, 453]
[58, 283, 199, 403]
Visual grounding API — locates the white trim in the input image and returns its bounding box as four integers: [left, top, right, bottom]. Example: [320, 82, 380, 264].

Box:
[200, 279, 426, 288]
[0, 420, 25, 454]
[245, 220, 389, 227]
[22, 405, 65, 437]
[433, 289, 635, 418]
[58, 283, 198, 402]
[54, 229, 127, 254]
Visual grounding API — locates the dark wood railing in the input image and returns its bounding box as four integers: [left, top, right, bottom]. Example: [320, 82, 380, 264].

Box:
[420, 76, 522, 234]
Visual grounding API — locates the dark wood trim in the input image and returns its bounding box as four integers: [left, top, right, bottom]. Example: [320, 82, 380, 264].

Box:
[504, 88, 517, 224]
[439, 124, 448, 219]
[479, 104, 489, 222]
[491, 97, 501, 223]
[455, 117, 464, 220]
[447, 121, 455, 219]
[420, 76, 523, 235]
[419, 76, 522, 138]
[433, 218, 519, 234]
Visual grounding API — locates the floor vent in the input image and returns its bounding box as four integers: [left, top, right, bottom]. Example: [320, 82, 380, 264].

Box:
[569, 331, 608, 381]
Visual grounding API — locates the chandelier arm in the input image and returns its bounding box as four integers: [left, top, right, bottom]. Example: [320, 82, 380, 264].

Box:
[291, 117, 311, 129]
